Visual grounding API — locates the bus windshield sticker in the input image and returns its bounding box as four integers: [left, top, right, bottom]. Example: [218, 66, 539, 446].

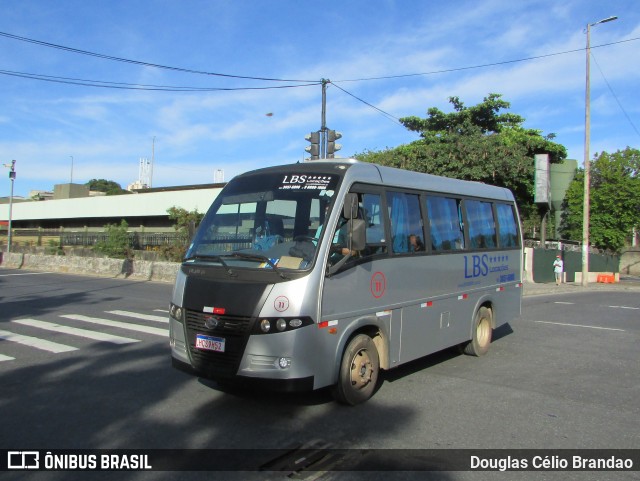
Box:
[279, 175, 334, 191]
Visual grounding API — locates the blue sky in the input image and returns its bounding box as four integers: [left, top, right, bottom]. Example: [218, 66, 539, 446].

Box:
[1, 0, 639, 198]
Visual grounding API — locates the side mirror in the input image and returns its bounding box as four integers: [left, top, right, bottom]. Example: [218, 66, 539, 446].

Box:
[342, 193, 359, 219]
[349, 219, 366, 251]
[327, 218, 366, 276]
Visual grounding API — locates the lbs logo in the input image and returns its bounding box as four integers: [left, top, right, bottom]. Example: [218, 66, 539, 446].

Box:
[464, 254, 510, 279]
[282, 175, 310, 184]
[464, 254, 490, 278]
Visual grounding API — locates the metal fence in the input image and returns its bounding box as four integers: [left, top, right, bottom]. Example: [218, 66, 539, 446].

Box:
[4, 229, 190, 251]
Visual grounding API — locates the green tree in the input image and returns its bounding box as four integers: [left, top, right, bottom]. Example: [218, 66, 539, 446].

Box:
[167, 207, 205, 237]
[158, 207, 205, 261]
[85, 179, 131, 196]
[93, 219, 132, 258]
[355, 94, 567, 226]
[561, 147, 640, 252]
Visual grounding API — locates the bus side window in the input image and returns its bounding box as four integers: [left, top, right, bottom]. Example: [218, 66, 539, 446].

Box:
[387, 192, 423, 254]
[361, 193, 387, 257]
[496, 203, 520, 247]
[466, 200, 497, 249]
[426, 196, 465, 252]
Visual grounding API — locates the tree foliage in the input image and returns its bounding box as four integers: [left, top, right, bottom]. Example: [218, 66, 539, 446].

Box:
[93, 219, 132, 258]
[158, 207, 205, 261]
[85, 179, 131, 196]
[354, 94, 567, 224]
[561, 147, 640, 252]
[167, 207, 205, 237]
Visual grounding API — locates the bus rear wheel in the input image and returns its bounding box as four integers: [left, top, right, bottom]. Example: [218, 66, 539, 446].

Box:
[332, 334, 379, 406]
[463, 306, 493, 356]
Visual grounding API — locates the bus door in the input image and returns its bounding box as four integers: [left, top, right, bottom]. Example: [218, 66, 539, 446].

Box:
[320, 190, 401, 364]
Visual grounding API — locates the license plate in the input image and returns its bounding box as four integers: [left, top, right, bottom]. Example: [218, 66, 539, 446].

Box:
[195, 334, 225, 352]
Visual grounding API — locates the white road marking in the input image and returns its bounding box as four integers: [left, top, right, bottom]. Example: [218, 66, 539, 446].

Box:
[60, 314, 168, 337]
[0, 354, 16, 362]
[0, 330, 78, 353]
[106, 310, 168, 323]
[534, 320, 625, 332]
[13, 319, 140, 345]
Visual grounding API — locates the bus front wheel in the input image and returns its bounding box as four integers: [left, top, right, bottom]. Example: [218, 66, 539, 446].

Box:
[463, 306, 493, 356]
[332, 334, 380, 406]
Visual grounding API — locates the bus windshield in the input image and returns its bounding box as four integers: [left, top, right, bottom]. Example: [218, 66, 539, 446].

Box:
[185, 172, 341, 270]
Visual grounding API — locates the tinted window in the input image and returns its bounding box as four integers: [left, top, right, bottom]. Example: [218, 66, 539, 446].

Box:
[362, 193, 387, 255]
[496, 203, 519, 247]
[387, 192, 424, 253]
[425, 196, 465, 252]
[466, 200, 496, 249]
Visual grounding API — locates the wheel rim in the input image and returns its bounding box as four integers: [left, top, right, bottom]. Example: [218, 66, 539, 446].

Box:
[350, 349, 374, 390]
[477, 316, 491, 347]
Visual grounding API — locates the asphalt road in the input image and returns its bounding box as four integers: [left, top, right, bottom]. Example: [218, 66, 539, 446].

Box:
[0, 270, 638, 481]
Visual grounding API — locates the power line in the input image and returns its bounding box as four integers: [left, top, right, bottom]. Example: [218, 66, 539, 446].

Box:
[0, 68, 322, 91]
[333, 37, 640, 82]
[590, 53, 640, 139]
[2, 29, 637, 134]
[330, 82, 407, 128]
[3, 29, 637, 88]
[0, 31, 317, 83]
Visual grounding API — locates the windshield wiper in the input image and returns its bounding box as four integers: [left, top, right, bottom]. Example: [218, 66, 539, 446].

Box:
[229, 253, 288, 279]
[182, 254, 236, 277]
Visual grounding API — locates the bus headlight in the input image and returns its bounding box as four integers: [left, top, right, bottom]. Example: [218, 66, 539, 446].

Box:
[277, 357, 291, 369]
[260, 319, 271, 333]
[169, 303, 184, 323]
[252, 316, 314, 335]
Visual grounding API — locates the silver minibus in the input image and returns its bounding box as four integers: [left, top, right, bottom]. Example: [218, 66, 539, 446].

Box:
[169, 159, 522, 404]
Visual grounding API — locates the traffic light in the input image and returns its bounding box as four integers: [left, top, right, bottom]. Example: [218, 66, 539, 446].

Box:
[305, 131, 320, 160]
[326, 130, 342, 158]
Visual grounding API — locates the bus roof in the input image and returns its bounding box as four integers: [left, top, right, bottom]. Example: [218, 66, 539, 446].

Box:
[237, 159, 516, 202]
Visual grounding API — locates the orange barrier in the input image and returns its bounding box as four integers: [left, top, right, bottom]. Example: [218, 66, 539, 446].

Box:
[597, 274, 616, 283]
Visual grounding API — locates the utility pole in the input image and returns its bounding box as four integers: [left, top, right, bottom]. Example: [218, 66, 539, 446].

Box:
[150, 136, 155, 188]
[3, 160, 16, 254]
[320, 79, 328, 160]
[305, 79, 342, 160]
[582, 15, 617, 286]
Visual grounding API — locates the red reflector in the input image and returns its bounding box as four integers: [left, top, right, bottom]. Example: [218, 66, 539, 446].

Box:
[213, 307, 226, 315]
[318, 321, 329, 329]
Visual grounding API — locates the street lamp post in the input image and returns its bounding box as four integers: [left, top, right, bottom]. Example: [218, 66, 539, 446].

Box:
[582, 15, 617, 287]
[4, 160, 16, 254]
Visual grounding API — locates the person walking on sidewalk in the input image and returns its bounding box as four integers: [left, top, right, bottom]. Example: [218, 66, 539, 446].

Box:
[553, 255, 564, 286]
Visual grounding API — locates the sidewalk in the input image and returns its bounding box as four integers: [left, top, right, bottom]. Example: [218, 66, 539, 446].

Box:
[523, 276, 640, 297]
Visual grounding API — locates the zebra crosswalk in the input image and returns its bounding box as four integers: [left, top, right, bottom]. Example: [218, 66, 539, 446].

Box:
[0, 309, 170, 363]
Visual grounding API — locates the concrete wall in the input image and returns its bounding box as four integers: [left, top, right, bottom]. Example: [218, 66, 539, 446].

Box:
[620, 248, 640, 275]
[0, 252, 179, 283]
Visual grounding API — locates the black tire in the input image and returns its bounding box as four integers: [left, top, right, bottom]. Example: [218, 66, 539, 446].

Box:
[332, 334, 380, 406]
[462, 306, 493, 356]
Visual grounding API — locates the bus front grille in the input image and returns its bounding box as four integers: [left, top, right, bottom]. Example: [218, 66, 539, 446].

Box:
[185, 309, 253, 378]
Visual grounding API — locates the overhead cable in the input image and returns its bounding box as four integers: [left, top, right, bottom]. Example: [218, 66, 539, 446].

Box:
[0, 31, 317, 83]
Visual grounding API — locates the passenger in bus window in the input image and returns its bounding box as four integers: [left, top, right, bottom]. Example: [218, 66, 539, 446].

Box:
[408, 234, 424, 252]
